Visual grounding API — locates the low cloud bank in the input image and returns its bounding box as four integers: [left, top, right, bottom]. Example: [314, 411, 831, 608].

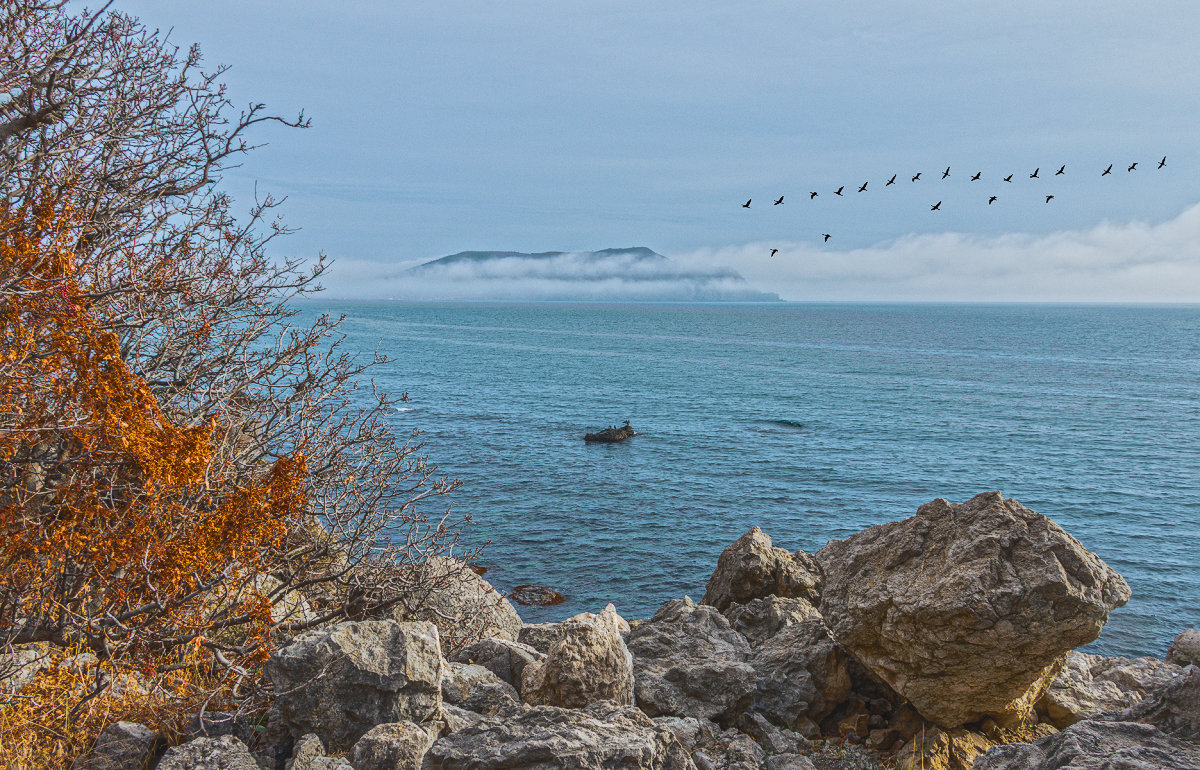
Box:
[322, 204, 1200, 302]
[681, 203, 1200, 302]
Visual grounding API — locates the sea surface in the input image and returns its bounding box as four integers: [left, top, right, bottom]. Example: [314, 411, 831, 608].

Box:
[293, 301, 1200, 657]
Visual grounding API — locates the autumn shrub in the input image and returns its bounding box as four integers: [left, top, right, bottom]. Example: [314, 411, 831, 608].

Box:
[1, 2, 482, 765]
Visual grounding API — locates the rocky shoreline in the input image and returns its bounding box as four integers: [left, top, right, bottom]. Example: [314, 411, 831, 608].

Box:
[61, 493, 1200, 769]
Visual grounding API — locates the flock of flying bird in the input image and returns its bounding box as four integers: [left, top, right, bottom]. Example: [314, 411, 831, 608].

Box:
[743, 156, 1169, 253]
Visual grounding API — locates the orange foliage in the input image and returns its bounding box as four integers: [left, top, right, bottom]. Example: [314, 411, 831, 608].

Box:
[0, 189, 307, 667]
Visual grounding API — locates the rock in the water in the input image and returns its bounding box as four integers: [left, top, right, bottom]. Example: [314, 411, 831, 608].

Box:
[394, 557, 523, 653]
[974, 720, 1200, 770]
[266, 620, 443, 752]
[156, 735, 260, 770]
[72, 721, 164, 770]
[1168, 628, 1200, 667]
[452, 638, 544, 690]
[508, 585, 565, 606]
[626, 597, 757, 727]
[423, 700, 696, 769]
[1039, 651, 1186, 727]
[748, 615, 851, 727]
[817, 492, 1130, 728]
[351, 721, 433, 770]
[721, 596, 821, 648]
[519, 605, 634, 709]
[702, 528, 821, 612]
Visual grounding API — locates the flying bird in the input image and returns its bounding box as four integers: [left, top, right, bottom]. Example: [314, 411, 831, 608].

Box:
[742, 199, 751, 208]
[834, 186, 844, 196]
[1128, 163, 1137, 172]
[931, 201, 942, 211]
[1056, 165, 1066, 175]
[1045, 195, 1054, 203]
[1029, 168, 1040, 178]
[1102, 164, 1112, 176]
[988, 196, 997, 205]
[822, 233, 831, 242]
[970, 172, 982, 181]
[770, 248, 778, 257]
[774, 196, 784, 205]
[1003, 174, 1013, 182]
[809, 191, 818, 199]
[858, 182, 868, 192]
[1158, 156, 1167, 169]
[911, 173, 921, 182]
[886, 174, 897, 186]
[942, 166, 951, 179]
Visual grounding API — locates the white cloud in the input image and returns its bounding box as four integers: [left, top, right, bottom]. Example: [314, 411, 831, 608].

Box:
[680, 203, 1200, 302]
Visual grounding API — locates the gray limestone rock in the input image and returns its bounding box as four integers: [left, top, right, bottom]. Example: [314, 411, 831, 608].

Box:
[702, 528, 822, 613]
[452, 637, 544, 690]
[1168, 629, 1200, 668]
[1039, 651, 1186, 727]
[394, 557, 522, 653]
[626, 597, 757, 727]
[749, 615, 852, 727]
[974, 720, 1200, 770]
[266, 619, 443, 752]
[351, 721, 433, 770]
[817, 492, 1130, 728]
[423, 700, 697, 769]
[721, 596, 821, 649]
[519, 605, 634, 709]
[156, 735, 260, 770]
[72, 721, 163, 770]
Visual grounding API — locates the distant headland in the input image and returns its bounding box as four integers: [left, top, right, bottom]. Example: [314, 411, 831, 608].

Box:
[390, 247, 781, 302]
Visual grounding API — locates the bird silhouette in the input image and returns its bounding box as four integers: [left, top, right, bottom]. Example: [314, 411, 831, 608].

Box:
[822, 233, 831, 242]
[942, 166, 951, 179]
[1056, 165, 1066, 175]
[911, 173, 921, 182]
[809, 191, 818, 199]
[1003, 174, 1013, 182]
[1158, 156, 1167, 169]
[1030, 168, 1040, 179]
[1102, 164, 1113, 176]
[770, 248, 778, 257]
[743, 199, 751, 208]
[858, 182, 868, 192]
[886, 174, 897, 186]
[774, 196, 784, 205]
[970, 172, 982, 181]
[1128, 163, 1137, 172]
[1045, 195, 1054, 203]
[931, 201, 942, 211]
[834, 186, 844, 196]
[988, 196, 997, 205]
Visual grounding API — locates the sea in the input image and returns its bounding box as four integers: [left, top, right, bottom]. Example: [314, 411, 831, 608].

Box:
[292, 301, 1200, 658]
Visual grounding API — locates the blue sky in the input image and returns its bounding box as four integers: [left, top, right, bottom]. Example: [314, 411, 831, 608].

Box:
[113, 2, 1200, 300]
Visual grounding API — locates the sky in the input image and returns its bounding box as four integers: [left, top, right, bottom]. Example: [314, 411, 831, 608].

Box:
[112, 2, 1200, 301]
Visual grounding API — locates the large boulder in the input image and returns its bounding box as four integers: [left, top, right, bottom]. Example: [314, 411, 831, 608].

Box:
[72, 721, 163, 770]
[626, 597, 757, 727]
[702, 528, 821, 612]
[155, 736, 259, 770]
[817, 492, 1130, 728]
[453, 637, 544, 690]
[748, 616, 852, 727]
[394, 557, 523, 654]
[351, 721, 434, 770]
[1038, 651, 1186, 727]
[973, 720, 1200, 769]
[1168, 629, 1200, 667]
[519, 605, 634, 709]
[423, 700, 697, 769]
[266, 619, 443, 752]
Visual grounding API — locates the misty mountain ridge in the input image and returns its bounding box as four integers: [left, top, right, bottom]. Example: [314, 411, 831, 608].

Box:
[400, 246, 780, 301]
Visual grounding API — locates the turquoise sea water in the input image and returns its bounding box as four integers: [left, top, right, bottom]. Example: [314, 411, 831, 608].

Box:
[294, 301, 1200, 657]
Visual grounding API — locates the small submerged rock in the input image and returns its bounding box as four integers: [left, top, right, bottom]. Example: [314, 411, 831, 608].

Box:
[508, 584, 565, 606]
